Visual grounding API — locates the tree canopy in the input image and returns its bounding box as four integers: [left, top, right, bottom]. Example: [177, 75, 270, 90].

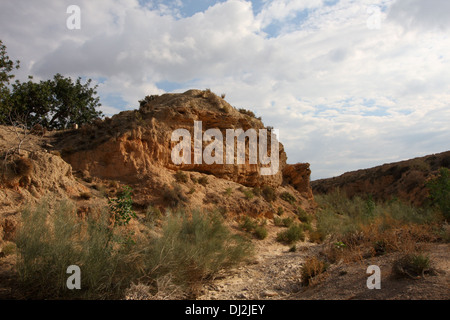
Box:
[0, 40, 103, 129]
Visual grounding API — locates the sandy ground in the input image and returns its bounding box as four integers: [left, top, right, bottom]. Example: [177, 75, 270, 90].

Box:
[197, 224, 450, 300]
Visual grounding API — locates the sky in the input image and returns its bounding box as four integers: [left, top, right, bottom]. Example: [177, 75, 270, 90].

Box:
[0, 0, 449, 180]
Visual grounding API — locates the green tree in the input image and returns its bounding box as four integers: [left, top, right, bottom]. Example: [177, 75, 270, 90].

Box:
[0, 40, 20, 123]
[0, 39, 103, 129]
[9, 74, 103, 129]
[8, 76, 53, 125]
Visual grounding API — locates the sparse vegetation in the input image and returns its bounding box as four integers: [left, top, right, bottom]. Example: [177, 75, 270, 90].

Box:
[273, 216, 294, 228]
[296, 207, 312, 223]
[238, 108, 256, 118]
[312, 189, 443, 264]
[143, 210, 253, 296]
[198, 176, 209, 186]
[174, 170, 188, 183]
[224, 187, 233, 196]
[280, 191, 296, 205]
[252, 187, 261, 197]
[392, 253, 433, 279]
[162, 183, 187, 209]
[277, 206, 284, 216]
[241, 188, 254, 200]
[108, 185, 136, 227]
[276, 224, 305, 244]
[301, 257, 329, 286]
[262, 185, 276, 202]
[187, 187, 196, 195]
[14, 199, 252, 299]
[427, 167, 450, 220]
[239, 216, 268, 240]
[15, 200, 136, 299]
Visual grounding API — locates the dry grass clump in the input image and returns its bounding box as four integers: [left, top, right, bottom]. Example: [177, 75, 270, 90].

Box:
[262, 185, 276, 202]
[14, 199, 252, 299]
[174, 170, 188, 183]
[392, 253, 434, 279]
[311, 190, 444, 265]
[162, 183, 187, 209]
[276, 224, 305, 244]
[280, 191, 296, 205]
[239, 216, 268, 240]
[198, 176, 209, 186]
[300, 256, 329, 287]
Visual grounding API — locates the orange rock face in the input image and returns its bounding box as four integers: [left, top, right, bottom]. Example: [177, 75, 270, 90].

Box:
[282, 163, 314, 201]
[62, 89, 288, 188]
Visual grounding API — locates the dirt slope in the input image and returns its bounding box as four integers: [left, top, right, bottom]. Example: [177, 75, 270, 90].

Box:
[312, 151, 450, 206]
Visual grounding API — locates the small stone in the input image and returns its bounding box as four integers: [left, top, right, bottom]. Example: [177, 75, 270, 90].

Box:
[263, 290, 278, 297]
[237, 293, 248, 299]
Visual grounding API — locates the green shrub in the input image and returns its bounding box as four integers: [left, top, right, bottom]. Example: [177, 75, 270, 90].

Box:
[174, 170, 188, 183]
[254, 225, 268, 240]
[262, 185, 276, 202]
[144, 205, 163, 225]
[15, 199, 253, 299]
[276, 224, 305, 244]
[225, 187, 233, 196]
[144, 211, 252, 296]
[240, 216, 258, 232]
[241, 188, 254, 200]
[162, 183, 187, 209]
[252, 187, 262, 197]
[15, 200, 140, 299]
[187, 187, 196, 195]
[392, 253, 432, 279]
[1, 242, 16, 256]
[427, 167, 450, 220]
[198, 176, 209, 186]
[296, 207, 312, 223]
[238, 108, 256, 118]
[240, 216, 268, 240]
[273, 216, 294, 227]
[301, 222, 314, 233]
[108, 185, 136, 226]
[280, 192, 296, 205]
[277, 206, 284, 216]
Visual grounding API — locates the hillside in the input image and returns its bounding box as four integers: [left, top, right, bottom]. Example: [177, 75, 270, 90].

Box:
[0, 89, 318, 299]
[0, 91, 448, 301]
[311, 151, 450, 206]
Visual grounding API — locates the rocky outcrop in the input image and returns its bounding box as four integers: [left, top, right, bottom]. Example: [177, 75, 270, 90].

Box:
[59, 89, 287, 188]
[282, 163, 313, 201]
[311, 151, 450, 206]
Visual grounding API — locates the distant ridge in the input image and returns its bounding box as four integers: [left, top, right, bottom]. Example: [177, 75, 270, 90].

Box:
[311, 151, 450, 206]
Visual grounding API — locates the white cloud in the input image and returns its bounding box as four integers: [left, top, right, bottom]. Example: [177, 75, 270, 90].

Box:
[388, 0, 450, 31]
